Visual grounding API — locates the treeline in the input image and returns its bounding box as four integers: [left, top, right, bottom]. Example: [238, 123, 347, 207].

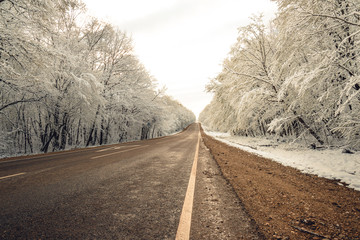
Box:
[0, 0, 195, 157]
[200, 0, 360, 150]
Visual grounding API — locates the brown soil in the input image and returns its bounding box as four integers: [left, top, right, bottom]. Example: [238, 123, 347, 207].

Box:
[191, 139, 264, 239]
[201, 129, 360, 240]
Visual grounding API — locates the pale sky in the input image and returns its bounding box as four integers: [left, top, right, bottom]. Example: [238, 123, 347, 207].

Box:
[82, 0, 277, 117]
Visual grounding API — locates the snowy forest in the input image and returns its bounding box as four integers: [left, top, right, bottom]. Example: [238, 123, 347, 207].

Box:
[0, 0, 195, 157]
[200, 0, 360, 150]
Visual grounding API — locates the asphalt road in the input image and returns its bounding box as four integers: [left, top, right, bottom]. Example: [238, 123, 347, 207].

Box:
[1, 123, 200, 239]
[0, 123, 263, 239]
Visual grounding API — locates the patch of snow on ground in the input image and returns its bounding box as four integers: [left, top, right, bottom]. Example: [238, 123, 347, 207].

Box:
[205, 130, 360, 191]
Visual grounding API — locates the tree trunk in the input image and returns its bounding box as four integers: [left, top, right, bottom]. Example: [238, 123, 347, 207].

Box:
[151, 124, 156, 139]
[76, 118, 81, 146]
[40, 130, 55, 153]
[59, 113, 68, 150]
[296, 115, 324, 145]
[86, 105, 100, 147]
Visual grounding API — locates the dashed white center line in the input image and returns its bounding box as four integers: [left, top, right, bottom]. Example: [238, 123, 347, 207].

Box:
[91, 145, 148, 159]
[95, 145, 141, 152]
[0, 172, 26, 180]
[176, 132, 201, 240]
[96, 147, 116, 152]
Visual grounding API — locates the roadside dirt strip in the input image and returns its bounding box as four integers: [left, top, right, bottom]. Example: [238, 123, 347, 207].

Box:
[201, 129, 360, 240]
[191, 139, 264, 239]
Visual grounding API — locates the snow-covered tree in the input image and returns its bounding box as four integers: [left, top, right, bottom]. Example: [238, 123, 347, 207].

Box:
[0, 0, 195, 157]
[270, 0, 360, 147]
[0, 0, 57, 154]
[201, 0, 360, 150]
[203, 15, 281, 137]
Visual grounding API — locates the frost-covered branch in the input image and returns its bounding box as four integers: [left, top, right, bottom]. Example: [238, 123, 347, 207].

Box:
[305, 12, 360, 27]
[225, 66, 278, 93]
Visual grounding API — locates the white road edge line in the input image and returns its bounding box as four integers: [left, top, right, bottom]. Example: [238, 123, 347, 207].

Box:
[0, 172, 26, 180]
[91, 145, 148, 159]
[175, 132, 201, 240]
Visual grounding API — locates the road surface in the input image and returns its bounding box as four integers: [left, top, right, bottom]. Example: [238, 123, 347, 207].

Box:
[0, 123, 262, 239]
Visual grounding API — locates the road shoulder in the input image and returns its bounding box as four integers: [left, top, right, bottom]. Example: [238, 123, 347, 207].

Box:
[190, 138, 264, 239]
[201, 130, 360, 240]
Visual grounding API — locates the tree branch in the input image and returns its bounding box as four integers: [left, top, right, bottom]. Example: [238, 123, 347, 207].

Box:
[0, 96, 45, 112]
[291, 225, 327, 239]
[305, 12, 360, 27]
[225, 66, 278, 93]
